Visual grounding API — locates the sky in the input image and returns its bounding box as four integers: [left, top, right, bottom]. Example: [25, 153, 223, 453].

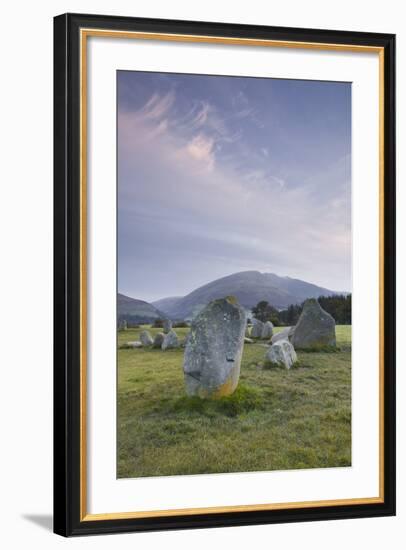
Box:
[117, 71, 351, 303]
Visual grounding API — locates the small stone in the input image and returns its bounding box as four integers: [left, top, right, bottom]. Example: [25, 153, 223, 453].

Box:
[265, 340, 297, 369]
[244, 337, 254, 344]
[163, 319, 172, 334]
[140, 330, 153, 346]
[161, 330, 179, 350]
[261, 321, 274, 339]
[124, 341, 142, 349]
[251, 319, 264, 338]
[118, 319, 127, 331]
[152, 332, 165, 348]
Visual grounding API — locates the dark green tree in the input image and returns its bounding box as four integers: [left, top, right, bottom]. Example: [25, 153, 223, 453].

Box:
[252, 300, 280, 325]
[318, 294, 351, 324]
[278, 304, 301, 326]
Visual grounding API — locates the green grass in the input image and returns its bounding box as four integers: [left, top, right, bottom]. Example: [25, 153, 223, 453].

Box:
[117, 325, 351, 478]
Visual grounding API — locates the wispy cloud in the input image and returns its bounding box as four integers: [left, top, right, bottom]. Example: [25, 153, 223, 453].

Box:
[121, 87, 286, 189]
[117, 71, 351, 299]
[186, 134, 216, 171]
[139, 90, 175, 120]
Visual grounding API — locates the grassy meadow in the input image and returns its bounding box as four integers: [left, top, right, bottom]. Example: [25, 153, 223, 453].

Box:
[117, 325, 351, 478]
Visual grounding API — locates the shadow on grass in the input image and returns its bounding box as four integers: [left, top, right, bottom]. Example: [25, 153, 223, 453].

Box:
[172, 384, 265, 418]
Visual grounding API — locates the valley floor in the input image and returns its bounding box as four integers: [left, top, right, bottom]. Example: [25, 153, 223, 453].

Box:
[117, 326, 351, 478]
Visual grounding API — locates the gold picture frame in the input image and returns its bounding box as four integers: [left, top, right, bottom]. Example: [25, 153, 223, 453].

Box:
[54, 13, 396, 536]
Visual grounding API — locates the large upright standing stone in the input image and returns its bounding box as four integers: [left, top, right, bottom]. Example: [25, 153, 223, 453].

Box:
[163, 318, 172, 334]
[261, 321, 274, 339]
[251, 319, 264, 338]
[291, 299, 336, 349]
[183, 297, 246, 398]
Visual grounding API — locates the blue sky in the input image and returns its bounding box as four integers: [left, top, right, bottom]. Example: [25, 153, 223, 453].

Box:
[117, 71, 351, 302]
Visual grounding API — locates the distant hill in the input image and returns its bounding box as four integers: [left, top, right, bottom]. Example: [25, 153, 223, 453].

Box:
[152, 271, 339, 320]
[117, 293, 167, 324]
[151, 296, 184, 313]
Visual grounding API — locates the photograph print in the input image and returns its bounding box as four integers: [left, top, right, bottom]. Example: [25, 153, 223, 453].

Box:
[117, 70, 352, 479]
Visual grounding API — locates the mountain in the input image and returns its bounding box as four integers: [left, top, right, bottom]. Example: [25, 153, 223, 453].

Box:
[151, 296, 184, 313]
[117, 293, 167, 324]
[152, 271, 340, 320]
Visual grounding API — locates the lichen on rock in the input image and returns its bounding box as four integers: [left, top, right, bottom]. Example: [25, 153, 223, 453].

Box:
[183, 297, 246, 398]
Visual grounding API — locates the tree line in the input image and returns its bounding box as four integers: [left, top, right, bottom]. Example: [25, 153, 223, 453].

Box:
[251, 294, 351, 326]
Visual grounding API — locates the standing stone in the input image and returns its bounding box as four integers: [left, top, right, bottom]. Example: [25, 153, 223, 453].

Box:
[291, 299, 336, 349]
[161, 329, 179, 350]
[271, 326, 295, 345]
[163, 319, 172, 334]
[140, 330, 153, 347]
[118, 319, 127, 331]
[251, 319, 264, 338]
[152, 332, 165, 348]
[245, 325, 251, 338]
[183, 296, 246, 398]
[261, 321, 274, 339]
[265, 340, 297, 369]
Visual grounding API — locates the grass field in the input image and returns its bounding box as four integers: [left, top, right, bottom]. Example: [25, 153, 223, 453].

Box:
[117, 325, 351, 478]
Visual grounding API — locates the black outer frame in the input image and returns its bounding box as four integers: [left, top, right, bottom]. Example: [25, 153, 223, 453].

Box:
[53, 12, 396, 537]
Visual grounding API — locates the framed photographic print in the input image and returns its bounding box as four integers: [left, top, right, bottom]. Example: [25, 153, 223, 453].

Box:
[53, 13, 396, 536]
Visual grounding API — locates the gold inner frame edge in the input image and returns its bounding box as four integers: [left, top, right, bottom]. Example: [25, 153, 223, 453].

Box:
[79, 28, 385, 522]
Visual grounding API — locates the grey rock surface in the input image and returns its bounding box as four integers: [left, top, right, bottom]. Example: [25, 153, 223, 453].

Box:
[271, 326, 294, 345]
[291, 299, 336, 349]
[161, 330, 179, 350]
[251, 319, 264, 338]
[183, 297, 246, 398]
[265, 340, 297, 369]
[261, 321, 274, 339]
[140, 330, 153, 346]
[152, 332, 165, 348]
[118, 319, 127, 331]
[179, 333, 190, 348]
[125, 341, 142, 349]
[163, 319, 172, 334]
